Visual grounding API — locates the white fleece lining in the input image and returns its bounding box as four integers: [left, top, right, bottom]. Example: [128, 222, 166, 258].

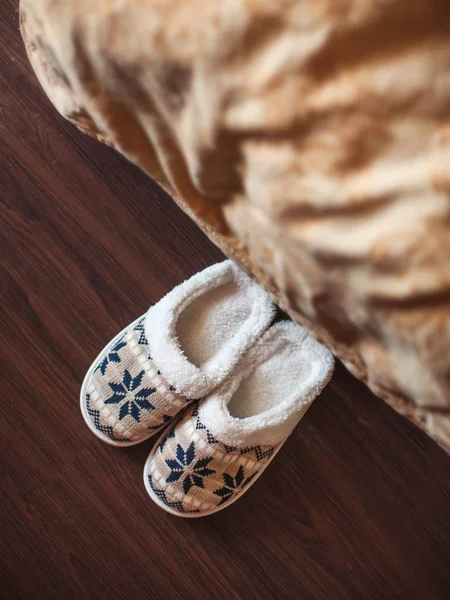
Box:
[198, 321, 334, 447]
[144, 261, 275, 399]
[177, 280, 251, 371]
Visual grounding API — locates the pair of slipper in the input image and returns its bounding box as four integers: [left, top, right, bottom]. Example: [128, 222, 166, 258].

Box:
[81, 261, 334, 517]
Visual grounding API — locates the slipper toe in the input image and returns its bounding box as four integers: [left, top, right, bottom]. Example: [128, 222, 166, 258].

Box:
[82, 317, 187, 445]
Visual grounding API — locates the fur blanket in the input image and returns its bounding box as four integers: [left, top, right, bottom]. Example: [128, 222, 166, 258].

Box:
[20, 0, 450, 448]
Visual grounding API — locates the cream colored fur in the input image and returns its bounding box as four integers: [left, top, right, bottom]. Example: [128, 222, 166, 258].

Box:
[145, 261, 275, 399]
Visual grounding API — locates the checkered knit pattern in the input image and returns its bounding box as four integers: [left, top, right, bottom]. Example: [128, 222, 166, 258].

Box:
[84, 317, 189, 443]
[147, 403, 276, 514]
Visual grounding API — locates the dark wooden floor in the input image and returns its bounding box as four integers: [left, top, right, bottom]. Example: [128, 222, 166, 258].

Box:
[1, 2, 449, 599]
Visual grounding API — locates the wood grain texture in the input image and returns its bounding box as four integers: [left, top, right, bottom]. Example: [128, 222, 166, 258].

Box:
[1, 2, 449, 599]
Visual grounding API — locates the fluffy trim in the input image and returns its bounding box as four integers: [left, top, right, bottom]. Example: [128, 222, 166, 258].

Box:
[198, 321, 335, 447]
[144, 261, 275, 399]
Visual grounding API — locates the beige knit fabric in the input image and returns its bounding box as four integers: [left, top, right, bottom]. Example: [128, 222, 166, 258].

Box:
[20, 0, 450, 449]
[147, 403, 275, 514]
[85, 317, 188, 443]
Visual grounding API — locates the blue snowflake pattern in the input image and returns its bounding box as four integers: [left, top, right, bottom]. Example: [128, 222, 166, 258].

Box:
[133, 320, 148, 346]
[165, 442, 216, 494]
[213, 466, 245, 504]
[95, 337, 127, 376]
[104, 369, 156, 422]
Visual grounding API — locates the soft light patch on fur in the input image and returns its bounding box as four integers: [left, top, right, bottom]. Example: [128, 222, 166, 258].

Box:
[199, 321, 334, 447]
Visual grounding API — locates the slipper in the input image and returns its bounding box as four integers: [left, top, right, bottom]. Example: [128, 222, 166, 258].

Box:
[80, 261, 275, 446]
[143, 321, 334, 516]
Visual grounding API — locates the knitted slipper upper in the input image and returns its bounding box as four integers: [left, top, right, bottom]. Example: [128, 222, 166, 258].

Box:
[85, 317, 189, 443]
[146, 402, 276, 514]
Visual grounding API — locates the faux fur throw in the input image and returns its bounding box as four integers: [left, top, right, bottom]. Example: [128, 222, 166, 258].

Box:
[20, 0, 450, 449]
